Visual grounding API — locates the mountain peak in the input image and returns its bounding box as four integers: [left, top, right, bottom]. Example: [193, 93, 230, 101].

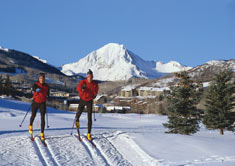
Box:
[93, 43, 128, 60]
[156, 61, 192, 73]
[101, 43, 125, 49]
[61, 43, 191, 81]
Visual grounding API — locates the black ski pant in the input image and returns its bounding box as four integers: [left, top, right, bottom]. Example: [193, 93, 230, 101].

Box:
[30, 101, 46, 133]
[75, 99, 93, 133]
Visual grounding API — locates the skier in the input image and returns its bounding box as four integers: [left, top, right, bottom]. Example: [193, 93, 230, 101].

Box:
[75, 69, 98, 141]
[29, 73, 50, 141]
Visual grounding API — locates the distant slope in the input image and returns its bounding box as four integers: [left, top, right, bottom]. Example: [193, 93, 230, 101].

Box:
[149, 59, 235, 87]
[0, 47, 64, 75]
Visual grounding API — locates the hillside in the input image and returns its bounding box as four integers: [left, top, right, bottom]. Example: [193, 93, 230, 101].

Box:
[0, 47, 63, 75]
[147, 59, 235, 88]
[0, 47, 81, 94]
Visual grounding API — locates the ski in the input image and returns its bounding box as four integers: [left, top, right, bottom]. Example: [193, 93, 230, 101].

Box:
[78, 133, 82, 142]
[40, 139, 47, 147]
[29, 135, 46, 147]
[85, 137, 96, 148]
[77, 128, 82, 142]
[29, 134, 34, 141]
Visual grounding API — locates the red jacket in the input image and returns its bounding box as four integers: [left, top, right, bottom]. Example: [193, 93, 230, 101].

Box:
[33, 82, 50, 103]
[77, 79, 98, 101]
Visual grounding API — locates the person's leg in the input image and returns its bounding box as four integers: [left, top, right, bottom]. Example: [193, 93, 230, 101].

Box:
[87, 100, 93, 134]
[39, 103, 46, 133]
[75, 99, 86, 123]
[30, 102, 39, 126]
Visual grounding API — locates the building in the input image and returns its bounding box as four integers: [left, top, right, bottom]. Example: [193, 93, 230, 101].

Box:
[119, 84, 139, 97]
[105, 105, 131, 113]
[50, 91, 70, 97]
[137, 87, 170, 97]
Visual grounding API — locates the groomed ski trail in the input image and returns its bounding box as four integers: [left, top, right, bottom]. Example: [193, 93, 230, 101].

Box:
[79, 135, 109, 166]
[0, 136, 44, 166]
[1, 134, 234, 166]
[105, 131, 164, 166]
[93, 134, 133, 166]
[34, 136, 60, 166]
[45, 135, 95, 166]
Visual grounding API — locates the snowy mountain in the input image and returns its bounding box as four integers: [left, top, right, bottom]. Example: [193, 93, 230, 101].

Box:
[0, 45, 9, 52]
[33, 56, 47, 64]
[156, 61, 192, 73]
[150, 59, 235, 88]
[189, 59, 235, 81]
[61, 43, 191, 81]
[0, 47, 64, 75]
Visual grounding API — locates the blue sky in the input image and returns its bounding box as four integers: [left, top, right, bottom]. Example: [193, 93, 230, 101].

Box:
[0, 0, 234, 67]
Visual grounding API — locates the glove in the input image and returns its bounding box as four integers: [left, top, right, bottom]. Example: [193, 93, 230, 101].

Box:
[36, 88, 40, 93]
[81, 84, 86, 91]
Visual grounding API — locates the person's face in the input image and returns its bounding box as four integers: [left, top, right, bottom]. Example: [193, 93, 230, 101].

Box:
[39, 76, 45, 84]
[87, 74, 93, 83]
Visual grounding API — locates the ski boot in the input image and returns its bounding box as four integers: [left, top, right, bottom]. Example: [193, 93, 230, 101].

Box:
[87, 133, 92, 141]
[40, 133, 45, 141]
[29, 125, 33, 134]
[76, 121, 80, 129]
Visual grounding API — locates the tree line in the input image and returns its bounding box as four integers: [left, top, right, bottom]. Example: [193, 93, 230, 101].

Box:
[0, 75, 14, 96]
[163, 69, 235, 135]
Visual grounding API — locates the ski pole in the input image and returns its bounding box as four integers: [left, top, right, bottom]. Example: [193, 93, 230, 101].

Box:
[70, 116, 76, 135]
[93, 100, 96, 121]
[19, 104, 32, 127]
[46, 109, 49, 128]
[19, 93, 38, 127]
[94, 110, 96, 121]
[44, 102, 50, 128]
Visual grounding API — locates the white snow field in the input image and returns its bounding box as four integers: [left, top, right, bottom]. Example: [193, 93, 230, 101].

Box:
[0, 98, 235, 166]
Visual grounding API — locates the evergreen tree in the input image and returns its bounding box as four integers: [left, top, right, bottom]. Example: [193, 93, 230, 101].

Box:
[0, 75, 3, 95]
[4, 75, 12, 96]
[163, 71, 202, 135]
[203, 69, 235, 135]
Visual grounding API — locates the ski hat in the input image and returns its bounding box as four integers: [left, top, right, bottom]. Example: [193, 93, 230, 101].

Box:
[38, 72, 45, 78]
[87, 69, 93, 76]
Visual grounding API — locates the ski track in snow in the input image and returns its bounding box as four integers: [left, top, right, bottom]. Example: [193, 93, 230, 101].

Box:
[93, 133, 133, 166]
[0, 132, 235, 166]
[45, 135, 95, 166]
[34, 136, 59, 166]
[79, 135, 109, 166]
[92, 131, 235, 166]
[0, 136, 43, 166]
[105, 131, 164, 166]
[104, 132, 235, 166]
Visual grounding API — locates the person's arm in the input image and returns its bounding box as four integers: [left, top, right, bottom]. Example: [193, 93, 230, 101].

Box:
[76, 80, 84, 93]
[32, 83, 36, 92]
[93, 82, 99, 99]
[47, 85, 50, 97]
[32, 83, 40, 92]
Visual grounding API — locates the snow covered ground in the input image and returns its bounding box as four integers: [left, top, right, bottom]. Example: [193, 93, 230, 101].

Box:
[0, 98, 235, 166]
